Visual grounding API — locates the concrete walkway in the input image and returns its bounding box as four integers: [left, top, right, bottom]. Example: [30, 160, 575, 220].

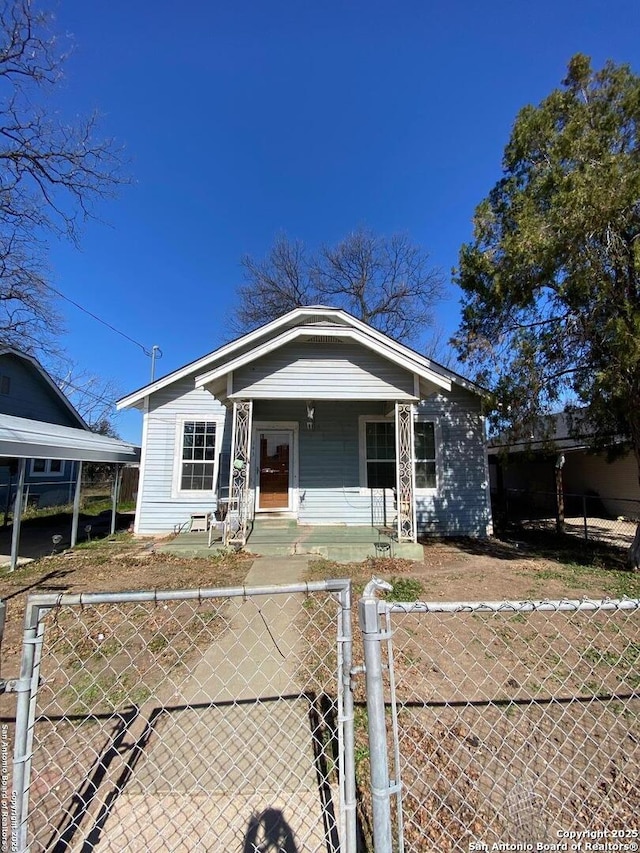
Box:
[89, 557, 339, 853]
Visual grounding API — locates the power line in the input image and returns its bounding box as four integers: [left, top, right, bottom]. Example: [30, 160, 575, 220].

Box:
[43, 282, 158, 357]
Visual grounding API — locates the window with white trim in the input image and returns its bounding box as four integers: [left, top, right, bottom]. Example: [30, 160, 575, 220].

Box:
[364, 421, 396, 489]
[30, 459, 64, 476]
[361, 417, 438, 490]
[414, 421, 436, 489]
[179, 421, 217, 491]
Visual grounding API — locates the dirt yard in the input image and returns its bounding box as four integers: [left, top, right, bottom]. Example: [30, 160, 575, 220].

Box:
[304, 536, 640, 852]
[0, 529, 638, 852]
[1, 529, 638, 685]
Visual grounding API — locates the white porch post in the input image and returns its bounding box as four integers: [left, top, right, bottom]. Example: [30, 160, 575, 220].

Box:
[395, 402, 417, 542]
[111, 464, 121, 536]
[225, 399, 253, 547]
[10, 458, 27, 572]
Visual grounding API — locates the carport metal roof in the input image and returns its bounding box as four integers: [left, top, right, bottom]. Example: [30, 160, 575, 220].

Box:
[1, 414, 140, 571]
[0, 414, 140, 463]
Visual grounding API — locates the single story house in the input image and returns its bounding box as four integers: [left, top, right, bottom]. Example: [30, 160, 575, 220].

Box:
[0, 347, 88, 510]
[0, 347, 140, 569]
[117, 307, 493, 544]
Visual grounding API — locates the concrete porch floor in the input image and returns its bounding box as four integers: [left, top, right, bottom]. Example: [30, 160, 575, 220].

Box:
[157, 519, 424, 562]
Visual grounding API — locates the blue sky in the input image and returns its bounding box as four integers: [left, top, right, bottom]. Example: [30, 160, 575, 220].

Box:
[41, 0, 640, 442]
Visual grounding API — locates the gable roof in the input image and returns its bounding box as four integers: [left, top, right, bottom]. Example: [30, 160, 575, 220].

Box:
[117, 306, 484, 410]
[0, 347, 88, 429]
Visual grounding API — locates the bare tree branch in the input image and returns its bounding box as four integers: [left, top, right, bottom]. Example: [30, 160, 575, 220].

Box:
[233, 228, 445, 345]
[0, 0, 128, 362]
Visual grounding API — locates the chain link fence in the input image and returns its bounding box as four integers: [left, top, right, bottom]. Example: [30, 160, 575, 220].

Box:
[4, 579, 640, 852]
[8, 581, 355, 853]
[360, 591, 640, 853]
[498, 489, 640, 549]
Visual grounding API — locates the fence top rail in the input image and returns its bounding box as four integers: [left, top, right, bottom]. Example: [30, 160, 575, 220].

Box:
[21, 578, 351, 610]
[383, 597, 640, 615]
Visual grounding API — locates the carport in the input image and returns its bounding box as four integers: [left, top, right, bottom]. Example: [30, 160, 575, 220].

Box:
[0, 413, 140, 570]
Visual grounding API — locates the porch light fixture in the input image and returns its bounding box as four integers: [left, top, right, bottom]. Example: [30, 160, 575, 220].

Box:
[306, 401, 315, 431]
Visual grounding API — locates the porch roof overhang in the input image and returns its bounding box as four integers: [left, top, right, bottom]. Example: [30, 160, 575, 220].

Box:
[193, 324, 452, 403]
[0, 414, 140, 464]
[117, 305, 483, 412]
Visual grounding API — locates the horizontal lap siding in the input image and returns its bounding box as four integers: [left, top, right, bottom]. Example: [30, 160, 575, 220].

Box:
[254, 400, 385, 525]
[416, 390, 491, 537]
[136, 380, 226, 534]
[233, 342, 415, 399]
[251, 394, 491, 535]
[135, 382, 490, 537]
[0, 354, 81, 426]
[299, 401, 367, 524]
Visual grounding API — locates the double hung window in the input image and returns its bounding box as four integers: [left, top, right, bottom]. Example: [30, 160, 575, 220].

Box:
[180, 421, 217, 491]
[361, 417, 438, 491]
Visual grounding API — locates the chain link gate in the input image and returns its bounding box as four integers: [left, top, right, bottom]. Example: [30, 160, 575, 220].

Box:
[359, 583, 640, 853]
[7, 580, 356, 853]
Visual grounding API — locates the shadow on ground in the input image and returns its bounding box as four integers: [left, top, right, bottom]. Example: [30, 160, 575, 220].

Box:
[0, 510, 133, 561]
[439, 527, 630, 572]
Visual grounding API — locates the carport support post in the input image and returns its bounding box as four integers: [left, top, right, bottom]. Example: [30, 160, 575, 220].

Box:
[70, 461, 83, 547]
[10, 458, 26, 572]
[110, 464, 121, 535]
[359, 579, 393, 853]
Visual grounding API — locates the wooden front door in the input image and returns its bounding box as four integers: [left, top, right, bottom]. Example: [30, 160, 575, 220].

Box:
[258, 431, 291, 510]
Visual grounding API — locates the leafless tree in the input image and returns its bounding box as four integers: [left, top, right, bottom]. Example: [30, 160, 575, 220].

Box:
[312, 229, 444, 344]
[234, 228, 444, 345]
[0, 0, 127, 358]
[232, 235, 316, 334]
[54, 363, 121, 434]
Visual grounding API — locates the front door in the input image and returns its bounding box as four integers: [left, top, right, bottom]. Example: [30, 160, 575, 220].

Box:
[257, 430, 292, 510]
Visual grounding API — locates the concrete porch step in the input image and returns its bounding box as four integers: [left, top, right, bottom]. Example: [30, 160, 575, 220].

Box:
[155, 524, 425, 562]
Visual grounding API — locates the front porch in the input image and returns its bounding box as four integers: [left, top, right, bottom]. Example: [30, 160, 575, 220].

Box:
[158, 518, 425, 563]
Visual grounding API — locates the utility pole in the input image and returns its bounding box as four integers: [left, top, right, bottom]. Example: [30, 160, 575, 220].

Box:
[150, 345, 162, 381]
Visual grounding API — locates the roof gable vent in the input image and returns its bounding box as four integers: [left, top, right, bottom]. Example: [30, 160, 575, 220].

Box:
[307, 335, 341, 344]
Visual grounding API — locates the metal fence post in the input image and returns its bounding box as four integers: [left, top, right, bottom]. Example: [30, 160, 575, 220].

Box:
[12, 600, 44, 853]
[359, 578, 393, 853]
[582, 494, 588, 542]
[338, 584, 357, 852]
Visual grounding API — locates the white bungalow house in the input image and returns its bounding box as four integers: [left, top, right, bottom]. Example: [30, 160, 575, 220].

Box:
[117, 307, 492, 544]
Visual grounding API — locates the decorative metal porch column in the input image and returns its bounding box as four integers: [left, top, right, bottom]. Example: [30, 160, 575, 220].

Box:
[225, 399, 253, 547]
[395, 402, 417, 542]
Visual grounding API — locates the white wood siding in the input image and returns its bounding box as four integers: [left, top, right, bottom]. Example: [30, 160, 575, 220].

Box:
[135, 380, 227, 534]
[233, 342, 415, 400]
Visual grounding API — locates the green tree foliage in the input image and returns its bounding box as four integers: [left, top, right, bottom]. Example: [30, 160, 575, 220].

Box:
[454, 54, 640, 565]
[455, 55, 640, 454]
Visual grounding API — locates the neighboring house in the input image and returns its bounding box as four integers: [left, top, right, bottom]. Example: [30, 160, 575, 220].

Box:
[488, 413, 640, 518]
[118, 307, 492, 542]
[0, 347, 87, 509]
